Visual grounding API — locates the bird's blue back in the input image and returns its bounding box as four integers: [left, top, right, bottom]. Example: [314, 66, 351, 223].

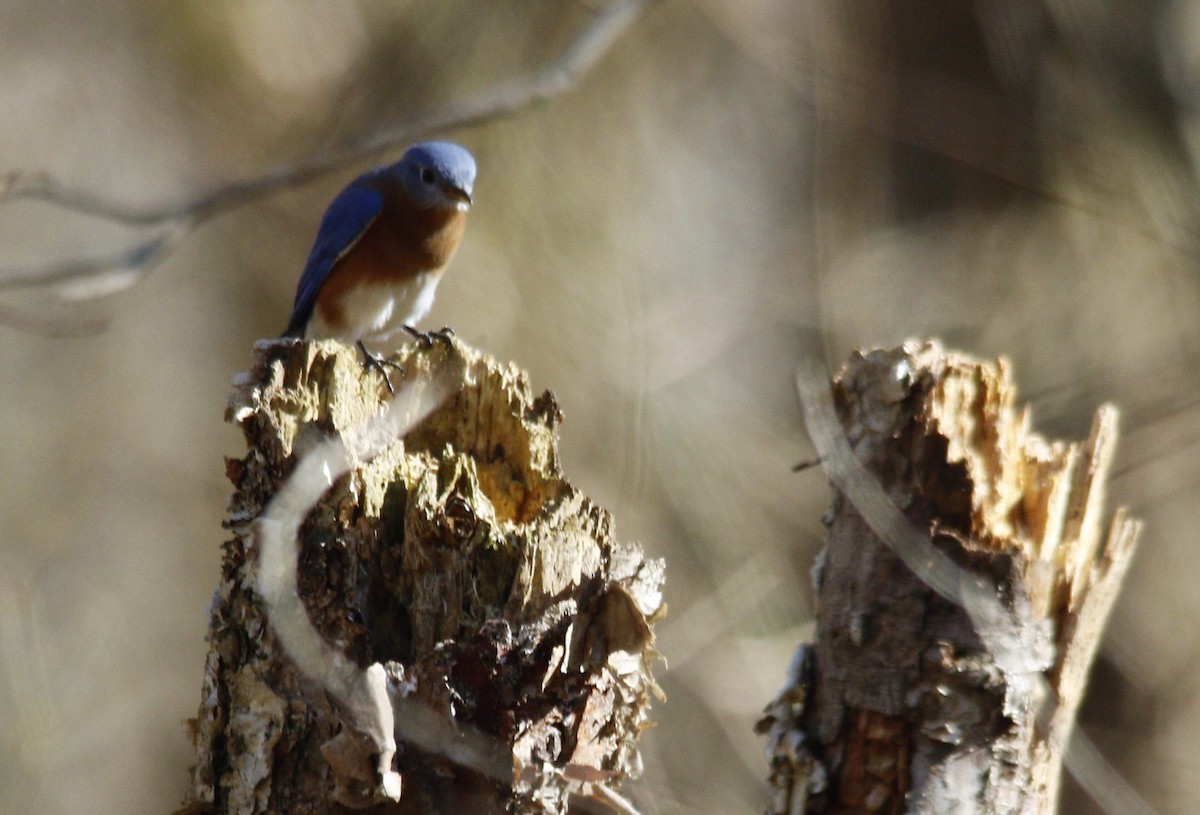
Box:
[284, 178, 384, 337]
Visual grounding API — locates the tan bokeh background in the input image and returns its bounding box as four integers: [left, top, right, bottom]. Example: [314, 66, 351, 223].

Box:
[1, 2, 1198, 813]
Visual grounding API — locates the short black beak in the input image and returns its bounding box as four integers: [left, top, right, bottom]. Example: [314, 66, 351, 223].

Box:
[444, 183, 472, 206]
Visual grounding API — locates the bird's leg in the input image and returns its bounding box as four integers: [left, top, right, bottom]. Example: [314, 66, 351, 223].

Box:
[403, 325, 455, 349]
[356, 340, 403, 394]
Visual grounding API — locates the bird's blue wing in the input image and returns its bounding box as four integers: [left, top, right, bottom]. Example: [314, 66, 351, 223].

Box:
[284, 182, 384, 336]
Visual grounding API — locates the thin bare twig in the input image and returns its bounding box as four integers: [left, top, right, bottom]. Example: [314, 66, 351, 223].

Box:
[0, 0, 652, 297]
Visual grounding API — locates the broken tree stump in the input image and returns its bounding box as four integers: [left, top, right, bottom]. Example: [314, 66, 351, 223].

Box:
[760, 340, 1141, 815]
[180, 338, 664, 815]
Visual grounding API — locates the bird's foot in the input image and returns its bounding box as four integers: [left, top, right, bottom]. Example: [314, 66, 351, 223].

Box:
[404, 325, 455, 349]
[356, 340, 402, 394]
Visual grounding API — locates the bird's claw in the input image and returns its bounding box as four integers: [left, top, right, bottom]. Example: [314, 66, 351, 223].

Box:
[356, 341, 402, 394]
[404, 325, 455, 349]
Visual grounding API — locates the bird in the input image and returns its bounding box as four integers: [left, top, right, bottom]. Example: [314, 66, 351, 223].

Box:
[283, 141, 476, 391]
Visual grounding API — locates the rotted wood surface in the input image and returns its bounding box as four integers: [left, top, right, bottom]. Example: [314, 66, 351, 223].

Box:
[761, 341, 1141, 815]
[179, 338, 664, 815]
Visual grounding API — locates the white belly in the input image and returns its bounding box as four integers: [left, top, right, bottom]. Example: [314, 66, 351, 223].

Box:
[307, 271, 441, 345]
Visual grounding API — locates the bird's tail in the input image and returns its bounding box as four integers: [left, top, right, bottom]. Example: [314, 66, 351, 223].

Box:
[281, 316, 306, 339]
[282, 302, 315, 339]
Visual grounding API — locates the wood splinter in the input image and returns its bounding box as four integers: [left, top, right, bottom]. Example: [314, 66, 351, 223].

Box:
[178, 337, 664, 815]
[761, 339, 1142, 815]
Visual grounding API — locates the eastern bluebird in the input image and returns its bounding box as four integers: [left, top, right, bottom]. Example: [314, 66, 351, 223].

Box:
[284, 141, 476, 390]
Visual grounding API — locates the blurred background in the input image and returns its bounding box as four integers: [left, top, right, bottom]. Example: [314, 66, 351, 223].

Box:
[0, 1, 1198, 813]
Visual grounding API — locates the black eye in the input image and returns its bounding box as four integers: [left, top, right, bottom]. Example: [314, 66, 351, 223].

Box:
[420, 167, 436, 185]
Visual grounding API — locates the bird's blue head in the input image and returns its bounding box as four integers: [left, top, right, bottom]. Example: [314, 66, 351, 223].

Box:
[396, 141, 476, 212]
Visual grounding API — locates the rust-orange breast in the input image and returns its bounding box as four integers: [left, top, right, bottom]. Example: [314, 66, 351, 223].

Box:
[315, 183, 467, 329]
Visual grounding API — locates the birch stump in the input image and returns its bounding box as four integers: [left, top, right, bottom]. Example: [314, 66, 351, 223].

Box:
[760, 340, 1141, 815]
[178, 338, 664, 815]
